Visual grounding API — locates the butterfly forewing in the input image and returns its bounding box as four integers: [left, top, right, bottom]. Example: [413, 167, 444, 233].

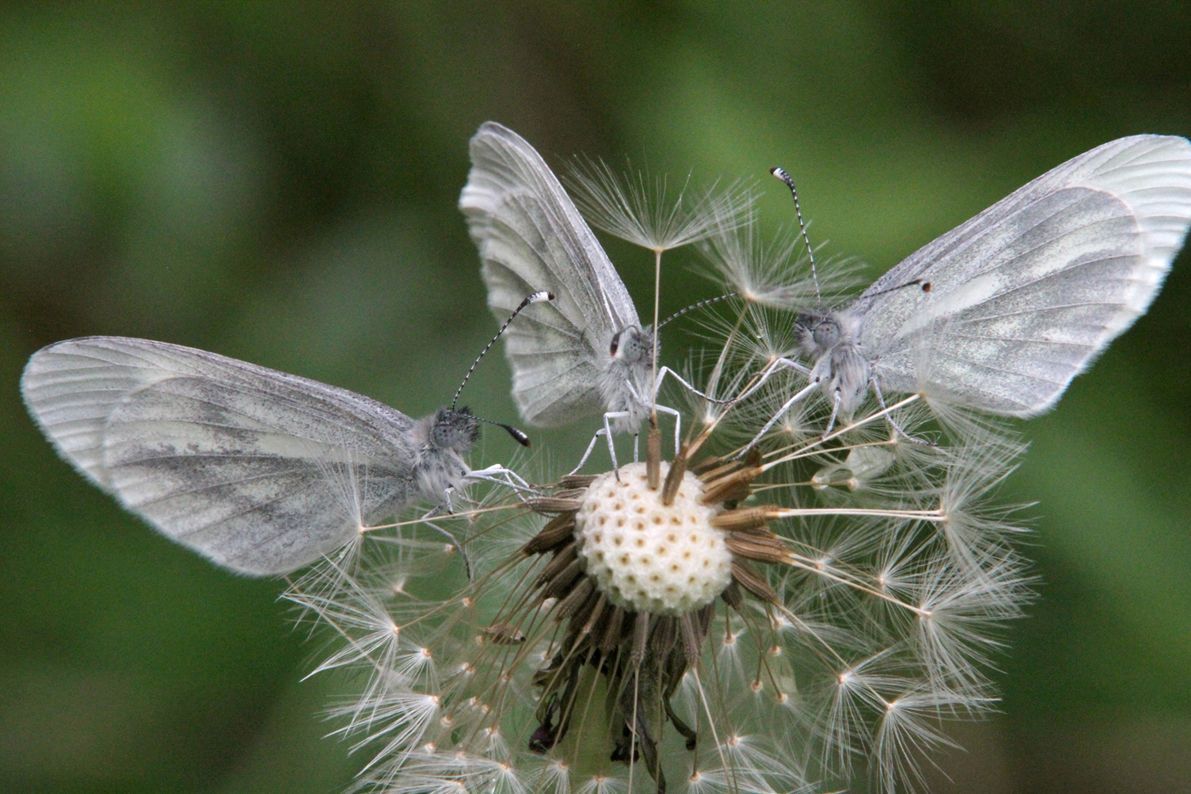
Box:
[461, 121, 640, 427]
[22, 337, 423, 575]
[855, 135, 1191, 415]
[476, 192, 609, 423]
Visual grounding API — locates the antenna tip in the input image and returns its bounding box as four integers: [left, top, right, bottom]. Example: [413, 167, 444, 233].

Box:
[501, 424, 532, 447]
[530, 290, 554, 304]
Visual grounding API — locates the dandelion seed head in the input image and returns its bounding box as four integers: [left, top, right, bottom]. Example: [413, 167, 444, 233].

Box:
[273, 144, 1043, 794]
[574, 462, 732, 615]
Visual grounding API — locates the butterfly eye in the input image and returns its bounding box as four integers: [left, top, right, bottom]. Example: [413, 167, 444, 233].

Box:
[814, 320, 840, 349]
[625, 331, 644, 362]
[609, 332, 620, 357]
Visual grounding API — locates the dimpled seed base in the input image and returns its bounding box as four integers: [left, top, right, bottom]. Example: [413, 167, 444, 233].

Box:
[574, 462, 732, 616]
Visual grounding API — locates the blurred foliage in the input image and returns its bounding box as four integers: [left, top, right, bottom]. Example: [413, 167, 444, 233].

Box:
[2, 3, 1188, 793]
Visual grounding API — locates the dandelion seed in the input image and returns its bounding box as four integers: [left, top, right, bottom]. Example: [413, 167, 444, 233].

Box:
[697, 214, 863, 312]
[568, 157, 754, 255]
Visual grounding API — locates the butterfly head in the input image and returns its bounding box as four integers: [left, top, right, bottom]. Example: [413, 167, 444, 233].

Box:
[796, 310, 861, 359]
[609, 325, 655, 365]
[796, 312, 838, 356]
[432, 407, 481, 452]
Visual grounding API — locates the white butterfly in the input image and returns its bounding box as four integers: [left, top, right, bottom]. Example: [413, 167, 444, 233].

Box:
[21, 336, 526, 575]
[460, 122, 708, 469]
[752, 135, 1191, 440]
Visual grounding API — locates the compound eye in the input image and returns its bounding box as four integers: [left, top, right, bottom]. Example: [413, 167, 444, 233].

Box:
[609, 331, 620, 357]
[814, 321, 839, 348]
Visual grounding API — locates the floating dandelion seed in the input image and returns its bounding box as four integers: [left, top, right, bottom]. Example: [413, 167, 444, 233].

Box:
[567, 155, 754, 255]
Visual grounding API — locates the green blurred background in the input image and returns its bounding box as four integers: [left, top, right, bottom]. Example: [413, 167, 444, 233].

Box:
[2, 4, 1188, 792]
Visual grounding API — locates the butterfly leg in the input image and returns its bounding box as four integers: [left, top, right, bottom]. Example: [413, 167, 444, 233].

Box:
[870, 379, 933, 445]
[408, 509, 472, 581]
[567, 430, 606, 476]
[600, 411, 630, 471]
[467, 464, 533, 491]
[741, 380, 819, 454]
[427, 487, 461, 516]
[654, 366, 730, 406]
[727, 357, 812, 404]
[822, 390, 843, 436]
[653, 403, 682, 456]
[567, 411, 631, 475]
[630, 374, 682, 456]
[654, 363, 793, 409]
[465, 464, 538, 501]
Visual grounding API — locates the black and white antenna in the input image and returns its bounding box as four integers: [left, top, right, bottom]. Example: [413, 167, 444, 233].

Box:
[451, 290, 554, 446]
[658, 292, 737, 330]
[770, 166, 819, 303]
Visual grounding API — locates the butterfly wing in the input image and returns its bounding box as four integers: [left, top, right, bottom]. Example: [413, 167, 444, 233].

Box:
[855, 135, 1191, 416]
[21, 336, 423, 575]
[460, 121, 640, 427]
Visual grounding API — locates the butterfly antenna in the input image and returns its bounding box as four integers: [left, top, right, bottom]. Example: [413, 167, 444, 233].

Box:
[863, 278, 932, 300]
[451, 290, 554, 411]
[450, 290, 553, 447]
[475, 416, 532, 447]
[658, 292, 737, 330]
[770, 166, 819, 303]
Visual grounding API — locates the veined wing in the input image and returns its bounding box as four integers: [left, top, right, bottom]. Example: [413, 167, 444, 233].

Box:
[855, 135, 1191, 415]
[461, 121, 639, 426]
[21, 336, 422, 575]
